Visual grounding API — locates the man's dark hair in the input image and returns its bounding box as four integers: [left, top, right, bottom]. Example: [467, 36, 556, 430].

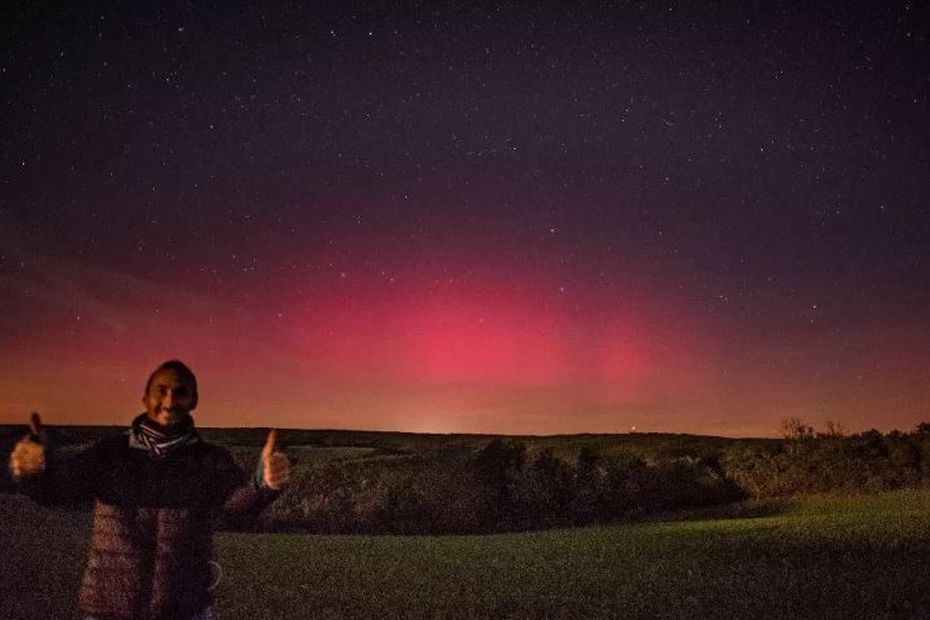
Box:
[144, 360, 198, 407]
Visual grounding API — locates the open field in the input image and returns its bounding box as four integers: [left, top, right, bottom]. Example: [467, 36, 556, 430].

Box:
[2, 491, 929, 619]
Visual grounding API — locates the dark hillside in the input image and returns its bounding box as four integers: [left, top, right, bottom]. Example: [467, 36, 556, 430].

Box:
[4, 422, 929, 534]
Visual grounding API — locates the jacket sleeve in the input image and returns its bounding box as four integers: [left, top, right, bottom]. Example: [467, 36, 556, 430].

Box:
[16, 438, 105, 506]
[211, 447, 280, 530]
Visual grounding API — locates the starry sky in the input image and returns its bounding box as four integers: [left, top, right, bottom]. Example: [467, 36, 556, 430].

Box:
[1, 1, 928, 436]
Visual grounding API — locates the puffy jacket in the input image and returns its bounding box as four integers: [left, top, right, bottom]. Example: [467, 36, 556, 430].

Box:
[21, 431, 277, 619]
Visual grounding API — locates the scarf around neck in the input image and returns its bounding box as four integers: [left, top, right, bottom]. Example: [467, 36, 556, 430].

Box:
[129, 413, 200, 458]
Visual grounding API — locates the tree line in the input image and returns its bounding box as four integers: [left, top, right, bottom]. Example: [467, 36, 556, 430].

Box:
[723, 419, 930, 497]
[4, 421, 930, 534]
[254, 421, 930, 534]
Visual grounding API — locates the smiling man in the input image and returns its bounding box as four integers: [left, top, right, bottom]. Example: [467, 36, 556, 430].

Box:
[8, 360, 290, 620]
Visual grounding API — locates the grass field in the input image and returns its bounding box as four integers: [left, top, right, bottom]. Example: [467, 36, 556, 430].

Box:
[2, 491, 929, 619]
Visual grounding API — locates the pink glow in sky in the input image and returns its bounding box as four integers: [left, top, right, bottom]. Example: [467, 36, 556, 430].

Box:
[3, 1, 930, 439]
[3, 245, 927, 438]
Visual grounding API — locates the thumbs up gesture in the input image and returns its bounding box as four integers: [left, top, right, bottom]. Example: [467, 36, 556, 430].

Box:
[260, 429, 290, 490]
[10, 412, 47, 479]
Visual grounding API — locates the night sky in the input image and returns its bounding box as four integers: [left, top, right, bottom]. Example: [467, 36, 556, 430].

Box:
[2, 1, 928, 436]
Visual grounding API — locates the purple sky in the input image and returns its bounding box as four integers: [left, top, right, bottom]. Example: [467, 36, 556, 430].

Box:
[2, 1, 929, 436]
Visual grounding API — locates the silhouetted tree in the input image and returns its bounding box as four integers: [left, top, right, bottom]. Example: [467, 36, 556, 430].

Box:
[473, 439, 527, 530]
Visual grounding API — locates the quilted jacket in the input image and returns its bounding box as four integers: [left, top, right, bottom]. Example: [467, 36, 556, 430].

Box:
[21, 429, 277, 619]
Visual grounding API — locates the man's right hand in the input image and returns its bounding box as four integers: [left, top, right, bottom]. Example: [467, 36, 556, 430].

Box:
[9, 412, 46, 479]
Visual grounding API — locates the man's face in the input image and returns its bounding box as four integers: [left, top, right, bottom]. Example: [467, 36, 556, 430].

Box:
[143, 368, 196, 428]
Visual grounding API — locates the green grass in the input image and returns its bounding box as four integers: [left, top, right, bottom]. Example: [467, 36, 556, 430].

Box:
[2, 491, 929, 619]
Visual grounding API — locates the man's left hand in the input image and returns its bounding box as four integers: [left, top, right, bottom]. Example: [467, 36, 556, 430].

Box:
[261, 429, 291, 490]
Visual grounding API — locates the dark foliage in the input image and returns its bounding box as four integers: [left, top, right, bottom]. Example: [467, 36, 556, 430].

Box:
[246, 438, 743, 534]
[5, 421, 930, 533]
[723, 422, 930, 497]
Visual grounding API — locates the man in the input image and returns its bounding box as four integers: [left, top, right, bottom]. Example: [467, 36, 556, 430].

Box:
[8, 360, 290, 619]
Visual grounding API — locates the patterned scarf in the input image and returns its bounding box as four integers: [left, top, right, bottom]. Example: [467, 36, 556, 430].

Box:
[130, 413, 200, 458]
